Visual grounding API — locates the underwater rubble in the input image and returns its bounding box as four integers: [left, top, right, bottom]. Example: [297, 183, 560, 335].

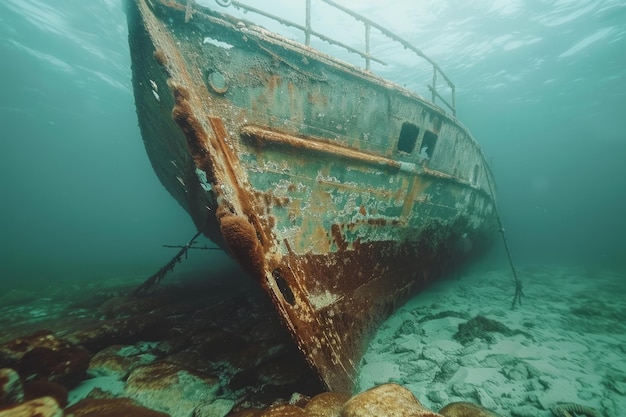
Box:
[0, 272, 454, 417]
[0, 272, 323, 416]
[0, 271, 505, 417]
[2, 266, 622, 416]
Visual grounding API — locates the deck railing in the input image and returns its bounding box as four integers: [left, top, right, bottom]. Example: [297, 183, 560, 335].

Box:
[213, 0, 456, 116]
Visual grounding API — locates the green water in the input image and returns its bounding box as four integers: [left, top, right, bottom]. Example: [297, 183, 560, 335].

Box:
[1, 0, 625, 287]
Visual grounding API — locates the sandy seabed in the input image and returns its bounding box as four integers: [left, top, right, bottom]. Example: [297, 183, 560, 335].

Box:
[357, 264, 626, 417]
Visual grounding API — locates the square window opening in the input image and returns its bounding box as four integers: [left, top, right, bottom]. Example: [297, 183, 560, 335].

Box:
[397, 122, 420, 153]
[420, 131, 438, 159]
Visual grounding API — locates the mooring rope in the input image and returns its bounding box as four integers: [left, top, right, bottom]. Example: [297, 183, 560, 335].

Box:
[483, 167, 523, 310]
[134, 229, 204, 296]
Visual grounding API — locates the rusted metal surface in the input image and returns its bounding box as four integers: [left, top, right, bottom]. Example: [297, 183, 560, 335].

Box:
[126, 0, 498, 393]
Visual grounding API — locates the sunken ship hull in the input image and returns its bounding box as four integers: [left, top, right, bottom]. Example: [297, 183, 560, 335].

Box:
[126, 0, 498, 393]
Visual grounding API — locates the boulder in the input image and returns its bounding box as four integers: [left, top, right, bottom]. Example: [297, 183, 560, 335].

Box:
[0, 331, 68, 366]
[0, 396, 62, 417]
[0, 330, 90, 386]
[89, 344, 157, 379]
[193, 398, 235, 417]
[341, 384, 443, 417]
[23, 379, 68, 408]
[125, 361, 221, 417]
[258, 404, 308, 417]
[304, 392, 350, 417]
[439, 402, 505, 417]
[65, 397, 170, 417]
[18, 345, 90, 386]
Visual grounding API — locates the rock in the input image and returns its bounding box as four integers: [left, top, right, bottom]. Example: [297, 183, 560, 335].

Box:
[401, 359, 438, 383]
[0, 367, 24, 405]
[503, 363, 531, 381]
[426, 389, 449, 405]
[193, 398, 235, 417]
[439, 401, 504, 417]
[89, 351, 138, 379]
[451, 382, 476, 398]
[89, 344, 157, 379]
[433, 360, 460, 384]
[23, 379, 68, 408]
[453, 316, 513, 345]
[0, 330, 90, 386]
[475, 387, 497, 411]
[341, 383, 443, 417]
[457, 356, 480, 367]
[304, 392, 350, 417]
[510, 405, 539, 417]
[0, 396, 62, 417]
[17, 345, 91, 386]
[457, 341, 488, 357]
[65, 397, 170, 417]
[421, 346, 447, 365]
[394, 319, 418, 337]
[0, 330, 68, 366]
[227, 409, 263, 417]
[125, 361, 221, 417]
[258, 404, 308, 417]
[549, 403, 601, 417]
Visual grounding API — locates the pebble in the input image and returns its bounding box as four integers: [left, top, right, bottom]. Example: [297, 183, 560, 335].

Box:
[193, 398, 236, 417]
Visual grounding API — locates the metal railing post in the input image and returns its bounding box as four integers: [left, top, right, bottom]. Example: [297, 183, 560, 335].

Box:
[364, 22, 371, 71]
[431, 67, 437, 104]
[451, 85, 456, 117]
[305, 0, 311, 46]
[225, 0, 457, 115]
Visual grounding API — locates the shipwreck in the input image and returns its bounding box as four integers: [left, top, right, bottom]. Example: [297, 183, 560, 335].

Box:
[125, 0, 498, 393]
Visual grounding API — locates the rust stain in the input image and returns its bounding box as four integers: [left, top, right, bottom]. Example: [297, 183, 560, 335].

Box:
[153, 49, 167, 66]
[401, 176, 429, 219]
[331, 224, 348, 252]
[208, 116, 272, 252]
[241, 125, 403, 173]
[169, 81, 216, 183]
[267, 74, 281, 94]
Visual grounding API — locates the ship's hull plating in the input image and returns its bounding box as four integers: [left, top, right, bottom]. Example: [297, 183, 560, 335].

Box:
[126, 0, 498, 392]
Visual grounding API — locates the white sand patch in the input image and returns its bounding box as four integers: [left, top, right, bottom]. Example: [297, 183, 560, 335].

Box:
[357, 265, 626, 417]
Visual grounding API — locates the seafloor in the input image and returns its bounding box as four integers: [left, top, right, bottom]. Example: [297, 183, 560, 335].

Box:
[358, 264, 626, 417]
[0, 264, 623, 416]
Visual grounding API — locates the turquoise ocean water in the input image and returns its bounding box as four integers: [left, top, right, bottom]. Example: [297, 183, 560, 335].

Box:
[1, 1, 624, 293]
